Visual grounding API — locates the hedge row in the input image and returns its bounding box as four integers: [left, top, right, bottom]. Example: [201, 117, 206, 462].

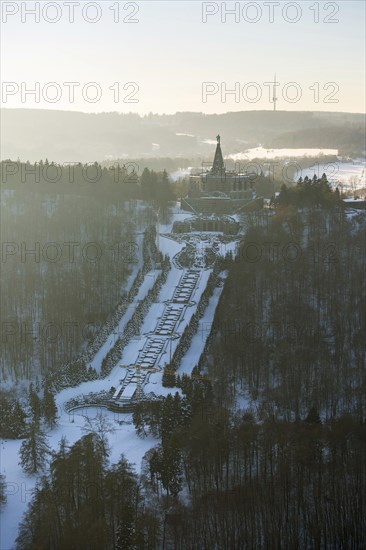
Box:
[49, 226, 162, 391]
[165, 267, 220, 378]
[100, 255, 171, 378]
[63, 390, 111, 413]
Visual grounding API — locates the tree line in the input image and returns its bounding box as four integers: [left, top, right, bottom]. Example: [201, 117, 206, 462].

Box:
[15, 370, 366, 548]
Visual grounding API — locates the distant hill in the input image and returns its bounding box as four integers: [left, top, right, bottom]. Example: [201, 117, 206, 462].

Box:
[269, 126, 366, 156]
[1, 108, 364, 163]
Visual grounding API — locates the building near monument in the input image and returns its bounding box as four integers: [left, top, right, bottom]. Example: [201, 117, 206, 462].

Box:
[181, 135, 261, 215]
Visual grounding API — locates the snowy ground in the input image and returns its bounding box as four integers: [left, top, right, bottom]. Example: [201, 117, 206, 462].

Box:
[294, 157, 366, 191]
[0, 409, 156, 550]
[1, 205, 238, 549]
[168, 150, 364, 186]
[177, 284, 224, 376]
[227, 146, 339, 161]
[1, 439, 36, 550]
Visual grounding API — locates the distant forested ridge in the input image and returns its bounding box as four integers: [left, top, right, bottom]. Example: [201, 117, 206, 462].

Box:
[1, 108, 364, 162]
[270, 125, 366, 156]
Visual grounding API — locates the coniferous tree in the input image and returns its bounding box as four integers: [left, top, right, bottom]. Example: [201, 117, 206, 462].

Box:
[149, 443, 182, 498]
[19, 419, 50, 475]
[28, 383, 41, 420]
[0, 396, 27, 438]
[162, 365, 176, 387]
[132, 401, 147, 437]
[116, 504, 135, 550]
[305, 407, 322, 424]
[10, 400, 28, 438]
[43, 382, 58, 428]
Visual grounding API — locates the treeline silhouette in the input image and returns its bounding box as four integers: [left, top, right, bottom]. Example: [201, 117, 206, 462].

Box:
[278, 173, 340, 207]
[16, 434, 158, 549]
[270, 125, 366, 156]
[1, 160, 174, 205]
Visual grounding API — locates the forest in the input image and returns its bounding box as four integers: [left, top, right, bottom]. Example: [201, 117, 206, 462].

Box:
[0, 161, 173, 382]
[13, 377, 366, 549]
[2, 1, 365, 544]
[7, 189, 366, 549]
[205, 198, 365, 421]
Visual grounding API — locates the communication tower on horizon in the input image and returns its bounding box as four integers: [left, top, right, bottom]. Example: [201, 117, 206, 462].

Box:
[273, 74, 278, 112]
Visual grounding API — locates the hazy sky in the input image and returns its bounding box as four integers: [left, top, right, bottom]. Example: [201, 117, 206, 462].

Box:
[1, 0, 365, 114]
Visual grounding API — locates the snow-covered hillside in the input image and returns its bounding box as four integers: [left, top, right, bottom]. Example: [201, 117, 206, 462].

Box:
[1, 205, 237, 549]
